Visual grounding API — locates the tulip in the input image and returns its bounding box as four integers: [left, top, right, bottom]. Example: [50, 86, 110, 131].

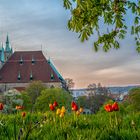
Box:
[56, 108, 61, 115]
[60, 112, 64, 118]
[79, 107, 84, 113]
[61, 106, 66, 113]
[0, 103, 4, 110]
[72, 104, 78, 111]
[21, 112, 26, 117]
[71, 101, 76, 108]
[49, 104, 55, 111]
[104, 104, 113, 112]
[16, 106, 24, 110]
[112, 102, 119, 111]
[53, 101, 58, 107]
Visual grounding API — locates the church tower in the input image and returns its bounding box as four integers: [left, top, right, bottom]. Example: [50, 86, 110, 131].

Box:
[4, 34, 13, 61]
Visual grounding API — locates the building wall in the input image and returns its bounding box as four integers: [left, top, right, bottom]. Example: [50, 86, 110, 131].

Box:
[0, 82, 62, 92]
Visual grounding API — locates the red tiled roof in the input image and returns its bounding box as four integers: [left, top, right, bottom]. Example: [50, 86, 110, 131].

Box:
[0, 51, 61, 83]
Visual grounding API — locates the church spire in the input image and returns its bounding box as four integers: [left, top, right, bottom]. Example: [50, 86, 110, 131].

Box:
[5, 34, 11, 52]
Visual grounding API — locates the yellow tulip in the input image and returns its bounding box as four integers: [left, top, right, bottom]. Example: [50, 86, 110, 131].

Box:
[56, 108, 61, 115]
[61, 106, 66, 113]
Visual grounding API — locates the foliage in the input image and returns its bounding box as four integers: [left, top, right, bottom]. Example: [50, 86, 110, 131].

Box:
[35, 88, 72, 112]
[0, 110, 140, 140]
[77, 94, 110, 113]
[124, 88, 140, 112]
[1, 89, 22, 113]
[63, 0, 140, 52]
[19, 91, 32, 111]
[25, 81, 46, 111]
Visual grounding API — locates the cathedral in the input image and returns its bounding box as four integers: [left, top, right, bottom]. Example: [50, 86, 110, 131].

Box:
[0, 36, 65, 92]
[0, 35, 13, 68]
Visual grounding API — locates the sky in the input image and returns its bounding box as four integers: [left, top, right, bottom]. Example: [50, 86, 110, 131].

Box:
[0, 0, 140, 88]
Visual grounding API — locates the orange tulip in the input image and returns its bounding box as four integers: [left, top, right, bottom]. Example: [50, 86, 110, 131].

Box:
[104, 104, 113, 112]
[0, 103, 4, 110]
[21, 112, 26, 117]
[16, 105, 24, 110]
[79, 107, 84, 113]
[112, 102, 119, 111]
[49, 104, 55, 111]
[60, 112, 64, 118]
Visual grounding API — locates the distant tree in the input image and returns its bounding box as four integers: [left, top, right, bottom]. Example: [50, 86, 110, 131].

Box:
[77, 94, 110, 113]
[77, 96, 89, 108]
[25, 81, 46, 111]
[35, 88, 72, 112]
[125, 88, 140, 111]
[86, 83, 97, 95]
[65, 78, 75, 90]
[63, 0, 140, 52]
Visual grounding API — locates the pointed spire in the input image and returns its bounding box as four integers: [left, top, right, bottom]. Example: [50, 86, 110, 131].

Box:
[6, 34, 9, 44]
[10, 47, 13, 53]
[5, 34, 11, 52]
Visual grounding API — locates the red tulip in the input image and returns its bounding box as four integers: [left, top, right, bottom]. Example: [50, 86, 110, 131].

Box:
[104, 104, 113, 112]
[53, 101, 58, 107]
[21, 112, 26, 117]
[0, 103, 4, 110]
[49, 104, 55, 111]
[73, 105, 78, 111]
[71, 101, 76, 108]
[112, 102, 119, 111]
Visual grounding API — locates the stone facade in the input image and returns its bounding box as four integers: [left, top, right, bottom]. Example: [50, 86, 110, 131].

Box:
[0, 82, 62, 92]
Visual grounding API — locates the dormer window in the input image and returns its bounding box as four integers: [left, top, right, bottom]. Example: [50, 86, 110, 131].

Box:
[30, 71, 33, 80]
[51, 73, 54, 80]
[19, 56, 23, 65]
[32, 55, 35, 64]
[18, 71, 21, 80]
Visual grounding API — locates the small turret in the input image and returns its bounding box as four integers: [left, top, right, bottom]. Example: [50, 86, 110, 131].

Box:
[4, 34, 13, 61]
[5, 34, 11, 52]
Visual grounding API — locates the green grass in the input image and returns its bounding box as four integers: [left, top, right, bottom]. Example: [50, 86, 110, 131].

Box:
[0, 111, 140, 140]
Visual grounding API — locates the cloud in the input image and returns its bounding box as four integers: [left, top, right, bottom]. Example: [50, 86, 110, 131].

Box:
[0, 0, 140, 88]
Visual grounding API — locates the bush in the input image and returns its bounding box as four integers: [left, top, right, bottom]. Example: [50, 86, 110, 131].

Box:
[124, 88, 140, 112]
[35, 88, 72, 112]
